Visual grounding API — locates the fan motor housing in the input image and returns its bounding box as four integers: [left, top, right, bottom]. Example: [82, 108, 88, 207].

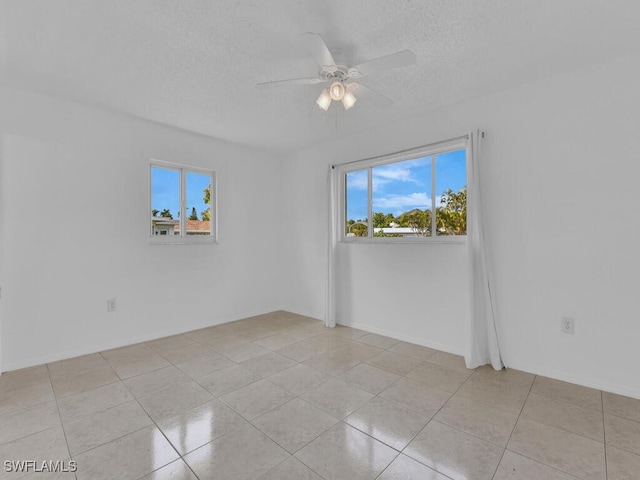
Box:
[319, 65, 359, 81]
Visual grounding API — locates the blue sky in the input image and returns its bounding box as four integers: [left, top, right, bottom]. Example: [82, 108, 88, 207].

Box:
[346, 149, 466, 221]
[151, 168, 211, 219]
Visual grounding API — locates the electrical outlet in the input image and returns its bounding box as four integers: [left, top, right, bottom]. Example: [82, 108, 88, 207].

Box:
[107, 298, 117, 313]
[561, 316, 575, 334]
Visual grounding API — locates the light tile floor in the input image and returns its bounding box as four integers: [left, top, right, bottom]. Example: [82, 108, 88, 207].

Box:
[0, 311, 639, 479]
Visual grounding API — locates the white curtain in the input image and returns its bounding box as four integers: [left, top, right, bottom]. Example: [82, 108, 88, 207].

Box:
[466, 131, 503, 370]
[325, 165, 338, 327]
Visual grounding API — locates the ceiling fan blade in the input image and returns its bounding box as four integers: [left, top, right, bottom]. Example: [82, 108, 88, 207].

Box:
[349, 82, 393, 109]
[353, 50, 416, 77]
[301, 32, 336, 67]
[256, 77, 324, 88]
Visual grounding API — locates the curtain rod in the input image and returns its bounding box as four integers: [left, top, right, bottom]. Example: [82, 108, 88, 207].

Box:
[331, 133, 472, 169]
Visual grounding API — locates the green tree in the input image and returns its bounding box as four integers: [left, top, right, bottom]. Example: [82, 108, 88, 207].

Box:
[372, 212, 402, 237]
[189, 207, 199, 221]
[436, 187, 466, 235]
[395, 209, 431, 236]
[345, 219, 368, 236]
[349, 223, 368, 236]
[407, 209, 431, 237]
[160, 209, 173, 219]
[372, 212, 395, 228]
[152, 209, 159, 217]
[201, 186, 211, 221]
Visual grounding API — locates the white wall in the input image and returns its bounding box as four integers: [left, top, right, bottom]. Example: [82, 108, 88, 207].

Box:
[335, 242, 469, 354]
[282, 51, 640, 398]
[0, 133, 4, 375]
[0, 88, 284, 371]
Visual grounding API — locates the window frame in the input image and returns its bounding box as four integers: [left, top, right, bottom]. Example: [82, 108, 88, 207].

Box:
[336, 138, 468, 244]
[149, 161, 217, 245]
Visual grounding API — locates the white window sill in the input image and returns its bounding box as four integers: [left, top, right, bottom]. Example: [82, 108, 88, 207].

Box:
[150, 237, 216, 245]
[340, 236, 467, 245]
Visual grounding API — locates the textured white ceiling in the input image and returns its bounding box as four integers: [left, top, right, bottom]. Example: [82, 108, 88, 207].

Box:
[2, 0, 640, 153]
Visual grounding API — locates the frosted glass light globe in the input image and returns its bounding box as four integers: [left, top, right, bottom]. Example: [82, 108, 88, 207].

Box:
[329, 81, 345, 101]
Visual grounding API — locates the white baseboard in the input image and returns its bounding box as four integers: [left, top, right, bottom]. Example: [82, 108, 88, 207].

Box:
[505, 359, 640, 400]
[280, 307, 325, 323]
[337, 320, 465, 357]
[1, 308, 279, 373]
[338, 320, 640, 399]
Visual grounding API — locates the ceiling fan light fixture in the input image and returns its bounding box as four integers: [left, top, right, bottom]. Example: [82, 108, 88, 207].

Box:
[342, 90, 357, 110]
[259, 34, 415, 114]
[316, 89, 331, 111]
[329, 81, 345, 101]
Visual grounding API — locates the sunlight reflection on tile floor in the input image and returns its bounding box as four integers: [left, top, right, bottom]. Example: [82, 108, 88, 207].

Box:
[1, 311, 639, 479]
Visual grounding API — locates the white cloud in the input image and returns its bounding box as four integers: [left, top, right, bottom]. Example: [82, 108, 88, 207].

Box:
[347, 157, 430, 192]
[373, 157, 429, 186]
[373, 165, 415, 183]
[346, 170, 368, 190]
[373, 192, 431, 214]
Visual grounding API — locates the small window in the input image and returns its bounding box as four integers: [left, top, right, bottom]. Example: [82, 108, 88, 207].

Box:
[338, 140, 467, 241]
[150, 163, 216, 244]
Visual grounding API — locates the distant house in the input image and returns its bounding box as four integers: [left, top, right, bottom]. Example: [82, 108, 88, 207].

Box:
[151, 217, 179, 235]
[374, 227, 424, 237]
[151, 217, 211, 236]
[177, 220, 212, 235]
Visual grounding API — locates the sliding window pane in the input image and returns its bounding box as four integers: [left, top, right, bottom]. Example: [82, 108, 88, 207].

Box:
[345, 170, 368, 237]
[185, 171, 212, 235]
[435, 149, 467, 236]
[151, 167, 180, 236]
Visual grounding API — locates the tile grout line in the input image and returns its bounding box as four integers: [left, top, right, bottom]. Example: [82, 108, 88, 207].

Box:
[393, 365, 496, 475]
[526, 388, 605, 414]
[488, 376, 591, 480]
[0, 383, 59, 445]
[86, 351, 199, 479]
[340, 355, 477, 477]
[117, 368, 201, 480]
[602, 389, 608, 480]
[45, 363, 77, 480]
[195, 333, 416, 478]
[175, 329, 334, 479]
[489, 372, 537, 480]
[136, 328, 327, 478]
[248, 400, 338, 479]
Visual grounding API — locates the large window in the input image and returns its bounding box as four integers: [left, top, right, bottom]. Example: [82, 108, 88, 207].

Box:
[338, 139, 467, 241]
[150, 163, 216, 243]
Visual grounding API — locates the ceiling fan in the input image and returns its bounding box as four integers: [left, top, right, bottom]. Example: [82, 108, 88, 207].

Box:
[257, 33, 416, 111]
